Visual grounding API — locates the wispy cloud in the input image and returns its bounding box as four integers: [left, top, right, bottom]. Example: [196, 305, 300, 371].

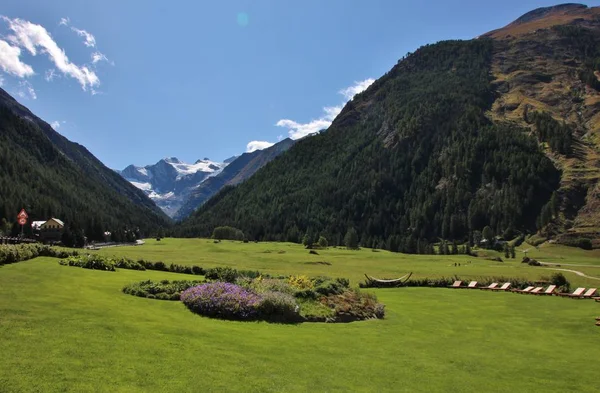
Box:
[339, 78, 375, 100]
[50, 120, 66, 130]
[91, 51, 109, 64]
[59, 17, 70, 26]
[0, 39, 34, 77]
[16, 80, 36, 99]
[2, 16, 100, 91]
[244, 79, 375, 153]
[275, 79, 374, 140]
[45, 68, 57, 81]
[246, 140, 275, 153]
[71, 27, 96, 48]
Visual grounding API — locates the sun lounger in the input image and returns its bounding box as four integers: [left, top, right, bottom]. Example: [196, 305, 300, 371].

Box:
[574, 288, 597, 299]
[527, 287, 544, 295]
[448, 281, 463, 288]
[557, 287, 586, 298]
[490, 283, 511, 291]
[512, 286, 534, 293]
[466, 281, 478, 289]
[535, 285, 557, 296]
[480, 283, 498, 290]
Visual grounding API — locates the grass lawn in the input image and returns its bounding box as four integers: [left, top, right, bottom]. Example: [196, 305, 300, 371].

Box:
[92, 238, 600, 288]
[0, 257, 599, 392]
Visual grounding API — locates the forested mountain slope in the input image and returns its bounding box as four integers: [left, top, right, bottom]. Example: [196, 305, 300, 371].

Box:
[0, 88, 170, 239]
[175, 38, 560, 250]
[177, 4, 600, 250]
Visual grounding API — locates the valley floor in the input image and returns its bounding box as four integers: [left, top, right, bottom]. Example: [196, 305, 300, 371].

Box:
[0, 241, 599, 392]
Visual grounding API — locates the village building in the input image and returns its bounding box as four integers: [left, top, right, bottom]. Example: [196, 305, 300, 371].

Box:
[32, 218, 65, 243]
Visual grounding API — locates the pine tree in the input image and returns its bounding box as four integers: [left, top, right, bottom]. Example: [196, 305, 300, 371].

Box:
[344, 227, 359, 250]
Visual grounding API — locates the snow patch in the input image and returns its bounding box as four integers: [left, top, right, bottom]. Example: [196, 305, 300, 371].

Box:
[129, 181, 153, 191]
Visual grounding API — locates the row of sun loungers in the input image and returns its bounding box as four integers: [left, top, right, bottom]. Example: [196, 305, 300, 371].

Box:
[448, 281, 598, 298]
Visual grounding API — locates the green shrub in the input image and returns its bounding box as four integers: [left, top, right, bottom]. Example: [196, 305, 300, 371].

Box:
[212, 226, 245, 241]
[256, 291, 299, 321]
[562, 237, 593, 250]
[205, 267, 239, 283]
[122, 280, 203, 300]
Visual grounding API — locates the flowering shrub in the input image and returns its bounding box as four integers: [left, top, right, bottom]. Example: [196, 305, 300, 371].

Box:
[256, 291, 299, 321]
[288, 275, 314, 290]
[321, 289, 385, 320]
[181, 282, 261, 320]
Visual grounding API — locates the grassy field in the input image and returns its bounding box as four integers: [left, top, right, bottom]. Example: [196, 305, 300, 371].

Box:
[1, 240, 599, 392]
[92, 238, 600, 288]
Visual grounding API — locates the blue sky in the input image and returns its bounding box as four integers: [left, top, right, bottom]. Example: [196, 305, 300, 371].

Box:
[1, 0, 599, 169]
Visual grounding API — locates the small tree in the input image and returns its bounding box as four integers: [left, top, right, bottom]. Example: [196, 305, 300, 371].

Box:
[504, 243, 510, 259]
[482, 226, 494, 242]
[510, 246, 516, 259]
[318, 236, 328, 248]
[344, 227, 359, 250]
[302, 233, 311, 247]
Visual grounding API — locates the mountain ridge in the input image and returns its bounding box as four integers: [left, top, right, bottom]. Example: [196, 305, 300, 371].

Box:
[175, 4, 600, 249]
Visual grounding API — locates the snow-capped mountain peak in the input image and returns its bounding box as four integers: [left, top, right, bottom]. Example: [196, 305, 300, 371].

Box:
[118, 157, 229, 217]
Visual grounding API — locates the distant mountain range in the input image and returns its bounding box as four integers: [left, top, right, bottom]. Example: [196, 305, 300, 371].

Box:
[117, 157, 229, 217]
[117, 138, 295, 219]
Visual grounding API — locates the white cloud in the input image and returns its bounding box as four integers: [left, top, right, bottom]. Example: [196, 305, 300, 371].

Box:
[2, 16, 100, 91]
[91, 51, 108, 64]
[339, 78, 375, 100]
[45, 68, 57, 81]
[246, 141, 275, 153]
[71, 27, 96, 48]
[275, 79, 374, 140]
[17, 80, 36, 99]
[0, 39, 34, 77]
[50, 120, 61, 129]
[59, 17, 70, 26]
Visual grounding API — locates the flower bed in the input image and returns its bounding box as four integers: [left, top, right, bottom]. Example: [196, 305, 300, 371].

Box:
[181, 282, 262, 320]
[177, 276, 385, 323]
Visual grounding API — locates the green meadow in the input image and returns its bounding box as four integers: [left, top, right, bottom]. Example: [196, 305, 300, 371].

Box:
[93, 238, 600, 287]
[0, 240, 599, 392]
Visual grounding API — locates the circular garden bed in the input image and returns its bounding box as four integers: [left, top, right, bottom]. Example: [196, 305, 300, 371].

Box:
[122, 269, 385, 323]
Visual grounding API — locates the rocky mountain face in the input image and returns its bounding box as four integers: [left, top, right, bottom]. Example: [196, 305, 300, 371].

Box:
[173, 138, 295, 220]
[175, 3, 600, 249]
[117, 157, 226, 218]
[484, 3, 600, 246]
[0, 88, 170, 238]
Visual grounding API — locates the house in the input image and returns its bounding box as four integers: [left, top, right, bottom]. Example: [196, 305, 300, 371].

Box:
[39, 218, 65, 242]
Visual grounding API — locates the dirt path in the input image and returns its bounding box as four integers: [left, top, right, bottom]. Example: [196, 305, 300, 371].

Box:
[544, 267, 600, 281]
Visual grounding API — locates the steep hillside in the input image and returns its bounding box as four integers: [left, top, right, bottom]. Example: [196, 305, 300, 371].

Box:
[118, 157, 226, 217]
[0, 88, 170, 238]
[173, 138, 295, 220]
[485, 3, 600, 245]
[175, 38, 561, 249]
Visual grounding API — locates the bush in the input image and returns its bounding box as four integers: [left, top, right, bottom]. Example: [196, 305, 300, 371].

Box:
[181, 283, 261, 320]
[256, 291, 299, 321]
[562, 237, 593, 250]
[122, 279, 202, 300]
[205, 267, 238, 283]
[288, 275, 314, 290]
[0, 244, 78, 265]
[550, 272, 569, 289]
[212, 226, 245, 241]
[528, 259, 541, 266]
[321, 289, 385, 320]
[59, 255, 116, 271]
